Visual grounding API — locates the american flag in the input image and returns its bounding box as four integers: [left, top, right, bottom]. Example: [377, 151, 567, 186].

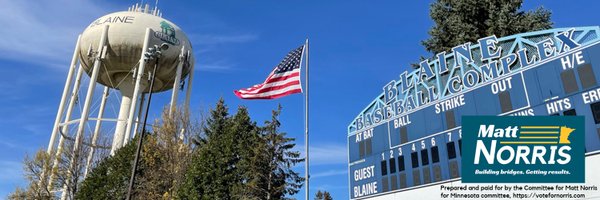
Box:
[234, 45, 305, 99]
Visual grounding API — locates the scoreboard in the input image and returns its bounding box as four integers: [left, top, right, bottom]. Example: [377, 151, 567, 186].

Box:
[347, 73, 532, 199]
[347, 27, 600, 199]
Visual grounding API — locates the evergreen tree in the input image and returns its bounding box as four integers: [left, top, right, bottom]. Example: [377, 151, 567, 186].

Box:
[178, 101, 305, 200]
[204, 98, 229, 140]
[260, 105, 304, 199]
[178, 98, 237, 199]
[231, 106, 262, 199]
[315, 190, 333, 200]
[237, 117, 271, 199]
[76, 135, 140, 199]
[422, 0, 552, 55]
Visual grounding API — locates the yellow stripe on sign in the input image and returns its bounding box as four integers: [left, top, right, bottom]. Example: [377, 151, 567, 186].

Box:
[519, 136, 559, 139]
[520, 131, 559, 134]
[499, 141, 557, 144]
[521, 126, 560, 129]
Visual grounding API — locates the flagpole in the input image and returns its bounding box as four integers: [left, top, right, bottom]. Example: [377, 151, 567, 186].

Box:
[304, 38, 310, 200]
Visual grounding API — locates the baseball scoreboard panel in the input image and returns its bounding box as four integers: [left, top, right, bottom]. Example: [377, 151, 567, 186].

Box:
[348, 27, 600, 199]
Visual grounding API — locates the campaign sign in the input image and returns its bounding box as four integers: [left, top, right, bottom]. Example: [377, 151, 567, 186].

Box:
[462, 116, 584, 183]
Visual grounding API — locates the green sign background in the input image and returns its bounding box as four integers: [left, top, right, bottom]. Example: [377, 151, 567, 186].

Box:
[462, 116, 584, 183]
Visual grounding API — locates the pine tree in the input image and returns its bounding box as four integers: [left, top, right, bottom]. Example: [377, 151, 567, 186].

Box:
[203, 98, 229, 140]
[230, 106, 262, 199]
[237, 116, 271, 199]
[76, 135, 140, 199]
[178, 98, 236, 199]
[177, 101, 305, 200]
[422, 0, 552, 55]
[315, 190, 333, 200]
[261, 105, 304, 199]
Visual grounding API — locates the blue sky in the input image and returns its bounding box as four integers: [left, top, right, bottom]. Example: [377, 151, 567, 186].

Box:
[0, 0, 598, 199]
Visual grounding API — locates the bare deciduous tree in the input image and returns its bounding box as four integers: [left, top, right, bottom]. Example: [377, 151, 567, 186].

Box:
[136, 107, 196, 199]
[8, 150, 53, 200]
[9, 131, 111, 200]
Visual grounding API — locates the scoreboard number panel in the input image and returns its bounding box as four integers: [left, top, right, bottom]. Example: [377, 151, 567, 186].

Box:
[350, 127, 466, 199]
[445, 128, 462, 179]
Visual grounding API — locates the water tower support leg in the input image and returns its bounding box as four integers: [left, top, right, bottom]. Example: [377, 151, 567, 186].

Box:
[61, 25, 108, 200]
[169, 46, 186, 116]
[48, 35, 81, 154]
[123, 28, 152, 147]
[132, 93, 146, 138]
[84, 86, 109, 178]
[46, 64, 84, 191]
[113, 89, 133, 154]
[184, 50, 194, 114]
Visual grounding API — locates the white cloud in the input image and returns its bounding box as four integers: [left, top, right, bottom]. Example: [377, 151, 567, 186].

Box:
[189, 33, 258, 72]
[0, 161, 23, 182]
[197, 64, 233, 72]
[194, 58, 235, 72]
[0, 0, 258, 73]
[313, 184, 349, 192]
[310, 143, 348, 165]
[0, 0, 110, 68]
[297, 143, 348, 166]
[188, 33, 258, 56]
[311, 169, 348, 179]
[191, 33, 258, 46]
[0, 160, 26, 198]
[0, 140, 20, 150]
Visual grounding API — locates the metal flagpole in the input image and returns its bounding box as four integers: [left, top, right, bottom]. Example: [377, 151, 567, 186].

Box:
[133, 93, 146, 137]
[304, 38, 309, 200]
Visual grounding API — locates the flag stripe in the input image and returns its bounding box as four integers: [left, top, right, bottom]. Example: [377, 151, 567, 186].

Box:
[263, 72, 300, 84]
[238, 89, 303, 99]
[238, 77, 300, 94]
[263, 71, 300, 85]
[239, 81, 300, 95]
[236, 84, 303, 99]
[238, 84, 302, 98]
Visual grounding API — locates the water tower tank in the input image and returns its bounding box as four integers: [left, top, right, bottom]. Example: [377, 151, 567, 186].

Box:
[79, 11, 194, 93]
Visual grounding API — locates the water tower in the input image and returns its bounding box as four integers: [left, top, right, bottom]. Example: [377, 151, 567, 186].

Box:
[44, 4, 194, 196]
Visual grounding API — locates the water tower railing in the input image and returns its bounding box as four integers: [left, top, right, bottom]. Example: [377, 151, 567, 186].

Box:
[128, 3, 161, 17]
